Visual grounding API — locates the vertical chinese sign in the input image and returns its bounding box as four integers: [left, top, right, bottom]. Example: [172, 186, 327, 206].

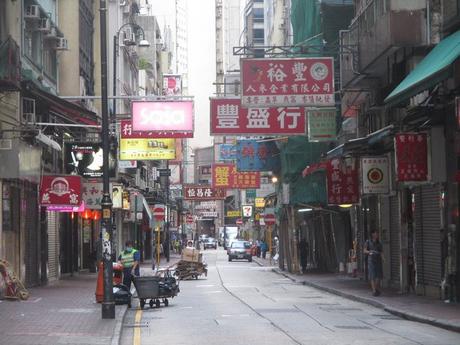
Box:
[394, 133, 429, 182]
[307, 108, 337, 142]
[212, 163, 261, 189]
[236, 140, 280, 172]
[241, 57, 334, 107]
[326, 158, 359, 205]
[210, 98, 306, 135]
[361, 157, 390, 194]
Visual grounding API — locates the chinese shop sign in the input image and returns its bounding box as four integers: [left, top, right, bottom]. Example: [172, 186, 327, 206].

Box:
[82, 182, 119, 210]
[183, 185, 226, 200]
[119, 138, 176, 160]
[241, 57, 334, 107]
[226, 210, 241, 217]
[212, 164, 261, 189]
[361, 157, 390, 194]
[40, 175, 81, 207]
[394, 133, 429, 182]
[120, 120, 193, 139]
[236, 140, 280, 172]
[326, 158, 359, 205]
[210, 98, 306, 135]
[132, 101, 194, 133]
[307, 108, 337, 142]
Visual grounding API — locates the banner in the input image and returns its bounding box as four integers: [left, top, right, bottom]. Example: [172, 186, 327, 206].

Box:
[64, 142, 116, 178]
[212, 163, 261, 189]
[162, 74, 182, 96]
[226, 210, 241, 217]
[118, 160, 137, 169]
[236, 140, 280, 171]
[119, 138, 176, 160]
[183, 185, 226, 200]
[326, 158, 359, 205]
[132, 101, 194, 133]
[394, 133, 429, 182]
[40, 175, 81, 207]
[120, 120, 193, 139]
[210, 98, 306, 135]
[82, 182, 119, 210]
[361, 157, 390, 194]
[307, 108, 337, 142]
[241, 57, 334, 107]
[217, 144, 237, 161]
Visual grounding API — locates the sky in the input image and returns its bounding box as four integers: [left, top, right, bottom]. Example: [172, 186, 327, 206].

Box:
[187, 0, 216, 149]
[145, 0, 216, 150]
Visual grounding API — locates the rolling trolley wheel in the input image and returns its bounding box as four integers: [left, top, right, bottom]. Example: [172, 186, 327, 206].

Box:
[155, 299, 161, 308]
[164, 299, 169, 307]
[149, 299, 154, 308]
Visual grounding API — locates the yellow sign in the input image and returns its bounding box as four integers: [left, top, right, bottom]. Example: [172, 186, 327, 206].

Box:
[119, 138, 176, 160]
[226, 210, 240, 217]
[255, 197, 265, 208]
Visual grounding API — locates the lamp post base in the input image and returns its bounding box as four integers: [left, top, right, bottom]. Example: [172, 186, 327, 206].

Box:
[101, 301, 116, 319]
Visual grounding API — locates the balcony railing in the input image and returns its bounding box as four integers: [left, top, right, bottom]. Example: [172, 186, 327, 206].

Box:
[0, 36, 21, 91]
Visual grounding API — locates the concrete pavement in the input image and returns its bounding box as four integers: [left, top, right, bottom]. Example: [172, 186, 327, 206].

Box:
[0, 254, 180, 345]
[253, 256, 460, 333]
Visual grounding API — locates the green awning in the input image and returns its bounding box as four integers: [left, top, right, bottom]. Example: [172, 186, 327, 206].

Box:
[385, 30, 460, 105]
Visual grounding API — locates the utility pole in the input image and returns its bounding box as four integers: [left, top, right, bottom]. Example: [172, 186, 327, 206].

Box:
[99, 0, 115, 319]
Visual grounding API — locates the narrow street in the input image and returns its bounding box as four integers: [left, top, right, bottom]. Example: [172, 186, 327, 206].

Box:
[120, 249, 460, 345]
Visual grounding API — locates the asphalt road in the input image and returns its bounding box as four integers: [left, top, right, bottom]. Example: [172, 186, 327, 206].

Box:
[120, 248, 460, 345]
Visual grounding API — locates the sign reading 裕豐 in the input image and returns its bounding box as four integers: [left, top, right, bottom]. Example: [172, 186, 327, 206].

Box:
[241, 57, 334, 108]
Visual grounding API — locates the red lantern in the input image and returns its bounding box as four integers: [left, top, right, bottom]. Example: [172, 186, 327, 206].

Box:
[92, 210, 101, 221]
[83, 209, 92, 220]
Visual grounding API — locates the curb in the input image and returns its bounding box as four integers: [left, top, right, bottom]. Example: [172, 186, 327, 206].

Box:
[269, 268, 460, 334]
[111, 304, 129, 345]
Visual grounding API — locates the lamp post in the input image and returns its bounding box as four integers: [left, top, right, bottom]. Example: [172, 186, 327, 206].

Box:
[112, 23, 150, 118]
[99, 0, 115, 319]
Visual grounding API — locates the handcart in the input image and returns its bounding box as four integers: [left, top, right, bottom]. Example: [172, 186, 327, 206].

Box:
[132, 272, 179, 309]
[174, 260, 208, 280]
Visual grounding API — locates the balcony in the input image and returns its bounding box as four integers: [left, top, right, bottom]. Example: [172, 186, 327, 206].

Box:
[0, 36, 21, 91]
[341, 0, 427, 87]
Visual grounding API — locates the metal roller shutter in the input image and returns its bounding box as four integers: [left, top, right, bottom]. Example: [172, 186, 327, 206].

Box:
[389, 195, 401, 287]
[414, 185, 442, 288]
[47, 211, 59, 281]
[24, 183, 39, 287]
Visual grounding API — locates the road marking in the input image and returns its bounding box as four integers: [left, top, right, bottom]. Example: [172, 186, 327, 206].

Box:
[196, 284, 215, 288]
[203, 290, 223, 294]
[133, 308, 143, 345]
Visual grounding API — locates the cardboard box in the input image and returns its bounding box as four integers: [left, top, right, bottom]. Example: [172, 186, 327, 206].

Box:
[181, 247, 202, 262]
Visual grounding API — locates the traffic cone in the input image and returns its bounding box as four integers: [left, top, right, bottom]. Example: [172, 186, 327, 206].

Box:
[95, 261, 104, 303]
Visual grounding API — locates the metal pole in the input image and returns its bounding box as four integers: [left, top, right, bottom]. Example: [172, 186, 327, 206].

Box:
[99, 0, 115, 319]
[166, 160, 170, 262]
[134, 195, 138, 251]
[112, 35, 117, 118]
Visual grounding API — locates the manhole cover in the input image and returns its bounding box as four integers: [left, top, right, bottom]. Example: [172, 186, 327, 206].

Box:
[255, 308, 300, 314]
[334, 325, 371, 330]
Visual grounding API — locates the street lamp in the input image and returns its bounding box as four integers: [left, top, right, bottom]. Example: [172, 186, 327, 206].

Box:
[99, 0, 114, 319]
[112, 23, 150, 118]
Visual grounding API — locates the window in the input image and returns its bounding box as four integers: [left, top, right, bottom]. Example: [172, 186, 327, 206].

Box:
[253, 7, 263, 23]
[79, 0, 95, 95]
[253, 28, 264, 44]
[24, 28, 42, 67]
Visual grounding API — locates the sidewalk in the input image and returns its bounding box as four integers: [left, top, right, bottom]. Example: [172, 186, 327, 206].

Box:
[253, 256, 460, 333]
[0, 255, 181, 345]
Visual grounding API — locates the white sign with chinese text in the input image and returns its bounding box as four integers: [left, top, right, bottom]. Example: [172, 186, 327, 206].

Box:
[361, 157, 390, 194]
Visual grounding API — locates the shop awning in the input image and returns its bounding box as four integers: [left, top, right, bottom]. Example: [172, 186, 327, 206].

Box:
[141, 195, 153, 220]
[384, 30, 460, 105]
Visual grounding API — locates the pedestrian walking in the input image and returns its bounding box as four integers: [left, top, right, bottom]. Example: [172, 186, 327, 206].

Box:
[364, 230, 384, 296]
[118, 240, 140, 290]
[298, 237, 309, 273]
[261, 240, 268, 259]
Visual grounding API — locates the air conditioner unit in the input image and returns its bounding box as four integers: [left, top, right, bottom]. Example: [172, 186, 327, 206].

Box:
[22, 98, 36, 125]
[37, 18, 51, 32]
[0, 139, 12, 150]
[55, 38, 68, 50]
[25, 5, 40, 19]
[44, 26, 58, 39]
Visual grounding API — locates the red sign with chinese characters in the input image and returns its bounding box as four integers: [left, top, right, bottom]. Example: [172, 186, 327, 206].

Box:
[39, 175, 82, 207]
[241, 57, 335, 108]
[210, 98, 306, 135]
[183, 185, 226, 200]
[120, 120, 193, 139]
[212, 164, 261, 189]
[326, 158, 359, 205]
[395, 133, 429, 182]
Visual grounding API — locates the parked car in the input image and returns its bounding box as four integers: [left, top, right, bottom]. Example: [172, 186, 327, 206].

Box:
[227, 241, 252, 262]
[203, 237, 217, 250]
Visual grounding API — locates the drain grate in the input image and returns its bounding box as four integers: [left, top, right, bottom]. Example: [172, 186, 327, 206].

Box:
[334, 325, 371, 330]
[255, 308, 300, 314]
